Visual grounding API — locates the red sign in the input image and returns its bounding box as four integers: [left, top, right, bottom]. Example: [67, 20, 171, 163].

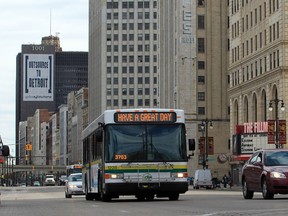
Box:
[235, 125, 244, 134]
[199, 137, 205, 155]
[199, 137, 214, 155]
[279, 120, 286, 144]
[268, 120, 275, 144]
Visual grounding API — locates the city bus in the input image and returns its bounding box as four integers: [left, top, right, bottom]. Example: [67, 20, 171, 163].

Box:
[82, 109, 195, 201]
[66, 164, 83, 176]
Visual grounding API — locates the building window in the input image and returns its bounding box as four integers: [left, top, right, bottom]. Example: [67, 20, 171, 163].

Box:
[198, 76, 205, 84]
[198, 92, 205, 101]
[198, 0, 205, 7]
[138, 88, 143, 95]
[198, 61, 205, 69]
[122, 100, 127, 106]
[122, 77, 127, 84]
[114, 77, 118, 85]
[145, 99, 150, 106]
[113, 88, 118, 96]
[107, 88, 111, 95]
[138, 99, 143, 106]
[129, 99, 134, 106]
[198, 15, 205, 29]
[198, 107, 205, 115]
[129, 88, 134, 95]
[145, 77, 149, 84]
[198, 38, 205, 53]
[113, 99, 118, 107]
[122, 88, 127, 95]
[107, 100, 111, 106]
[145, 88, 150, 95]
[138, 77, 143, 84]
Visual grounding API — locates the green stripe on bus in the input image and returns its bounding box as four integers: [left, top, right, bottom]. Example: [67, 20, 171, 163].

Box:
[105, 169, 187, 173]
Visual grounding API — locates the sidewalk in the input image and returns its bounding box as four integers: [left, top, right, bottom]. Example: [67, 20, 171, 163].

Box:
[188, 185, 242, 191]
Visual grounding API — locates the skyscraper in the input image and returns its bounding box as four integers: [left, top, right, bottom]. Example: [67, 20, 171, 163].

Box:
[88, 0, 159, 120]
[15, 37, 88, 164]
[88, 0, 230, 175]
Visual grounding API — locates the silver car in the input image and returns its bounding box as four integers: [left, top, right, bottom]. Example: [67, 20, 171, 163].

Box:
[65, 173, 84, 198]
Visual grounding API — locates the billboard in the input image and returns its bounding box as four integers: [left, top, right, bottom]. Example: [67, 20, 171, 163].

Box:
[23, 54, 54, 101]
[241, 133, 269, 154]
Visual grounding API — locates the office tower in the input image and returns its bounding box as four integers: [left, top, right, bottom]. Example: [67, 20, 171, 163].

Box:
[89, 0, 230, 174]
[15, 37, 88, 164]
[88, 0, 159, 120]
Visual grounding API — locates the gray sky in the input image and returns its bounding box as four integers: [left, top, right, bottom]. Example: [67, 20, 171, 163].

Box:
[0, 0, 88, 154]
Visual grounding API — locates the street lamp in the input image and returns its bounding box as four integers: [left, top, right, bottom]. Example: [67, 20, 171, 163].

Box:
[200, 119, 213, 169]
[269, 98, 285, 149]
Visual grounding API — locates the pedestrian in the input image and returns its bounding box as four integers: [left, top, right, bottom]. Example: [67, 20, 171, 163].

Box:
[228, 173, 232, 189]
[222, 174, 228, 188]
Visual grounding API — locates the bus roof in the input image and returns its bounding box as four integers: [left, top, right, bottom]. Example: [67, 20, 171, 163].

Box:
[82, 108, 185, 140]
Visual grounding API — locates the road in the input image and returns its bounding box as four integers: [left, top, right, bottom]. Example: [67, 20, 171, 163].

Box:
[1, 186, 288, 216]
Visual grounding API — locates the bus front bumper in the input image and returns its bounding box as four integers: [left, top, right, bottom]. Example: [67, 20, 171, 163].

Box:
[105, 182, 188, 195]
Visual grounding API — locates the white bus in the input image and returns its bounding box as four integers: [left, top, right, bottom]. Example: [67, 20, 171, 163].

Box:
[82, 109, 195, 201]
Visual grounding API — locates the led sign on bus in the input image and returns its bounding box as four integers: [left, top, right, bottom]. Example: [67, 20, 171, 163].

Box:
[114, 112, 177, 123]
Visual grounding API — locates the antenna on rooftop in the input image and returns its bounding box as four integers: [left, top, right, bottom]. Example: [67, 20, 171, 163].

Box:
[50, 9, 52, 36]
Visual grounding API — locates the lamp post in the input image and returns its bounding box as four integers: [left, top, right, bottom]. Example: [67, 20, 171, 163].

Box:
[200, 119, 213, 169]
[269, 98, 285, 149]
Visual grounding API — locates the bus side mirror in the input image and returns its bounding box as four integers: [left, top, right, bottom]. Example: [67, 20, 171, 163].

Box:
[1, 145, 10, 156]
[96, 129, 103, 141]
[188, 139, 195, 151]
[188, 139, 195, 159]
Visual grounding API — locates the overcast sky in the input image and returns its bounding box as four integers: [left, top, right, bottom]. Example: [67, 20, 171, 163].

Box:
[0, 0, 88, 154]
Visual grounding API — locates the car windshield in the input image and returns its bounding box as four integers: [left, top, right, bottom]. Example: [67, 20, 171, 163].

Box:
[104, 124, 187, 162]
[68, 174, 82, 182]
[265, 151, 288, 166]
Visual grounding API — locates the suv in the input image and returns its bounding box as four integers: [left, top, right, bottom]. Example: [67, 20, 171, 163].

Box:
[44, 174, 56, 186]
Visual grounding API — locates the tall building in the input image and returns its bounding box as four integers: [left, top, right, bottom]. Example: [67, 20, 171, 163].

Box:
[89, 0, 230, 177]
[228, 0, 288, 184]
[88, 0, 159, 120]
[159, 0, 230, 175]
[15, 37, 88, 164]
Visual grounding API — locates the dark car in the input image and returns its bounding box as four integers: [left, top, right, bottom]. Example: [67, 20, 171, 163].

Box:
[242, 149, 288, 199]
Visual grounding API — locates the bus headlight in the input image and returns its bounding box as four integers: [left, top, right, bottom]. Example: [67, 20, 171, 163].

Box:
[171, 172, 188, 178]
[106, 174, 124, 179]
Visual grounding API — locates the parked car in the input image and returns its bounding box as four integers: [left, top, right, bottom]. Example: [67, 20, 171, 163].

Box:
[33, 181, 41, 186]
[65, 173, 84, 198]
[44, 174, 56, 186]
[59, 175, 68, 186]
[242, 149, 288, 199]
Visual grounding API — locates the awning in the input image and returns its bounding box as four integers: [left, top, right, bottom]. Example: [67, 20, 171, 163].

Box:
[232, 154, 251, 161]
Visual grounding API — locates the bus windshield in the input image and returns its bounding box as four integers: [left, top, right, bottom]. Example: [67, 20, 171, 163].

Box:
[105, 124, 187, 162]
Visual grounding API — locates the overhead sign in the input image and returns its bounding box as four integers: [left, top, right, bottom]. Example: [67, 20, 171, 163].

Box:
[23, 54, 54, 101]
[114, 112, 177, 123]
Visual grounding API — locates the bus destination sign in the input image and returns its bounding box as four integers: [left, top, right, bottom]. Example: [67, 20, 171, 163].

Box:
[114, 112, 177, 123]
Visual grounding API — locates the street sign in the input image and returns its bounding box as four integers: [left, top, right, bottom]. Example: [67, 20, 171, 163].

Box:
[26, 143, 32, 151]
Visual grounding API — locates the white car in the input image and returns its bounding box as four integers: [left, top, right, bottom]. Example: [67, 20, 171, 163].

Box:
[65, 173, 84, 198]
[44, 174, 56, 186]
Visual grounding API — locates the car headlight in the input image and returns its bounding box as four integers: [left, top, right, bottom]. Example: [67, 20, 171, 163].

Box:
[68, 185, 77, 188]
[270, 171, 286, 179]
